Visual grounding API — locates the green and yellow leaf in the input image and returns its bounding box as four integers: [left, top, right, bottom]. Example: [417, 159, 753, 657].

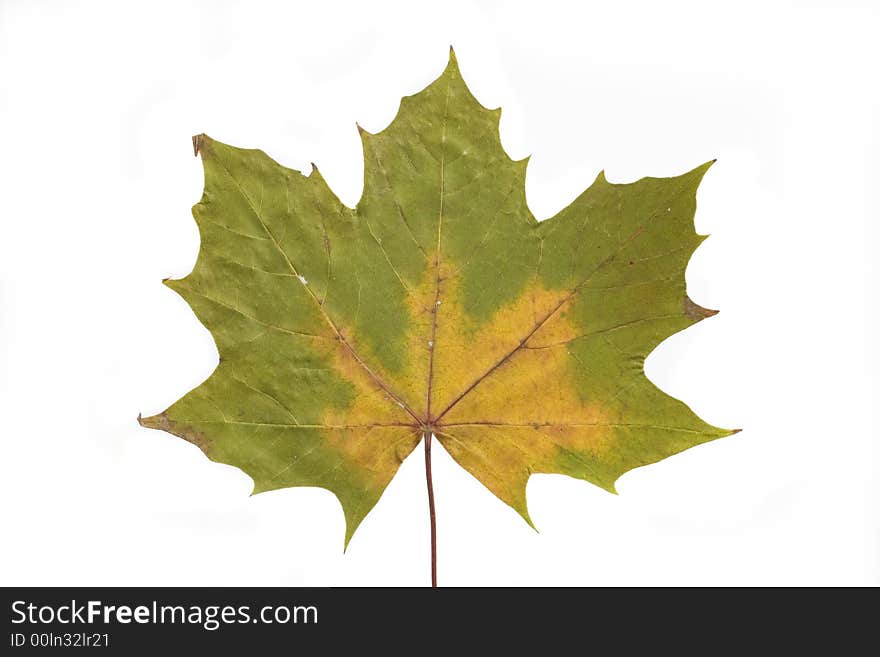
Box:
[141, 49, 736, 546]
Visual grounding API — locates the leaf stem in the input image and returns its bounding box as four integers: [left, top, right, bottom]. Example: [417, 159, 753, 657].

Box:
[423, 431, 437, 587]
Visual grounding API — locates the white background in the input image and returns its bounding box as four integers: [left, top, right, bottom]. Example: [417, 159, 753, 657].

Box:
[1, 0, 877, 586]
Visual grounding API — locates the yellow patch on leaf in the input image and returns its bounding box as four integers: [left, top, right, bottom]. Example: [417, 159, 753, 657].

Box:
[419, 266, 570, 418]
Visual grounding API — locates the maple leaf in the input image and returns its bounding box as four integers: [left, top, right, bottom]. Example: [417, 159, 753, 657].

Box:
[140, 49, 736, 583]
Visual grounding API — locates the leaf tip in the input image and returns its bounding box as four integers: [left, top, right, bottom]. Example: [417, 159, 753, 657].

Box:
[690, 158, 717, 182]
[343, 527, 357, 553]
[513, 153, 531, 172]
[684, 296, 719, 321]
[191, 133, 211, 157]
[444, 45, 461, 75]
[514, 505, 538, 532]
[513, 489, 538, 531]
[138, 412, 164, 431]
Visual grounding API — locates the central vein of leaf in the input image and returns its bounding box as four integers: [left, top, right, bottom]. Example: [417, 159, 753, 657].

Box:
[424, 75, 452, 425]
